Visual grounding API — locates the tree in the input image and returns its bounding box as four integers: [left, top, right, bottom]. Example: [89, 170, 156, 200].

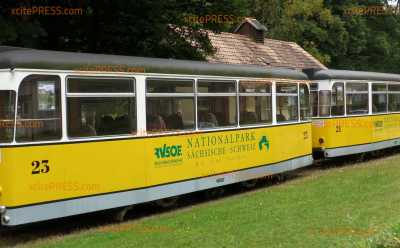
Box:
[248, 0, 348, 65]
[326, 0, 400, 72]
[249, 0, 400, 73]
[0, 0, 246, 60]
[2, 0, 400, 73]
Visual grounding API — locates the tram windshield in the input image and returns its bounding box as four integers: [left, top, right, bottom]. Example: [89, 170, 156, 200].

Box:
[0, 91, 16, 143]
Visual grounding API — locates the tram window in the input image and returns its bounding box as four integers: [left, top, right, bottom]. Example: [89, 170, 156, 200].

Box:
[239, 81, 271, 93]
[197, 80, 237, 128]
[347, 83, 368, 92]
[68, 98, 136, 137]
[310, 83, 318, 91]
[346, 83, 369, 115]
[0, 91, 15, 143]
[146, 98, 194, 132]
[147, 79, 193, 93]
[146, 78, 195, 132]
[68, 77, 134, 93]
[276, 83, 298, 122]
[372, 83, 387, 113]
[299, 84, 310, 120]
[389, 94, 400, 112]
[310, 83, 319, 117]
[16, 75, 62, 142]
[374, 84, 387, 91]
[389, 84, 400, 91]
[319, 91, 331, 117]
[197, 81, 236, 93]
[389, 84, 400, 112]
[239, 81, 272, 125]
[331, 82, 344, 116]
[198, 97, 237, 128]
[310, 91, 318, 117]
[67, 77, 136, 138]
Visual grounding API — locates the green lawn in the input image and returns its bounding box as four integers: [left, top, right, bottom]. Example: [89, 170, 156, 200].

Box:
[7, 154, 400, 248]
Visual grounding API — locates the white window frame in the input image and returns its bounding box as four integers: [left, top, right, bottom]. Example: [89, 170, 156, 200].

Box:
[145, 77, 196, 134]
[65, 76, 136, 139]
[238, 80, 273, 127]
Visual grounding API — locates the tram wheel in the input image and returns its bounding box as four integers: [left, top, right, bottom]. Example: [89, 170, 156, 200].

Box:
[370, 150, 383, 158]
[112, 206, 134, 222]
[241, 179, 259, 189]
[204, 187, 225, 199]
[155, 196, 179, 208]
[355, 153, 366, 162]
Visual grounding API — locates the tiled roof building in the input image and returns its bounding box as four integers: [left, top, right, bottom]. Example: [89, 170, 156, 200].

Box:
[206, 18, 326, 70]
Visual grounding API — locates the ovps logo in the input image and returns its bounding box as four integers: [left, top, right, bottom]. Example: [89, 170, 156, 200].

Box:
[155, 144, 182, 159]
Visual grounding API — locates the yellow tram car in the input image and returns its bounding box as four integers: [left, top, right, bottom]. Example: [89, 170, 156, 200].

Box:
[0, 47, 312, 226]
[307, 69, 400, 158]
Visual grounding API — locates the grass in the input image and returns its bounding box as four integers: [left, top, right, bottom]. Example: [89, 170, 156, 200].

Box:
[5, 153, 400, 248]
[366, 223, 400, 248]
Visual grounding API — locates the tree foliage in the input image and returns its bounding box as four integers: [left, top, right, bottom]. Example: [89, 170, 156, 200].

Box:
[0, 0, 245, 59]
[246, 0, 400, 73]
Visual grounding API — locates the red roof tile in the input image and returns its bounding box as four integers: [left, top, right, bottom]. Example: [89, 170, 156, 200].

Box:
[206, 31, 326, 70]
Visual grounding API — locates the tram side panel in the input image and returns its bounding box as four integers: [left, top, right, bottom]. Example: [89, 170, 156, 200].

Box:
[0, 148, 14, 208]
[146, 123, 312, 188]
[312, 114, 400, 157]
[0, 123, 312, 225]
[0, 139, 148, 209]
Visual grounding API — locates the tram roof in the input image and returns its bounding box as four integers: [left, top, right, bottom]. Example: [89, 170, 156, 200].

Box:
[0, 46, 308, 80]
[306, 69, 400, 82]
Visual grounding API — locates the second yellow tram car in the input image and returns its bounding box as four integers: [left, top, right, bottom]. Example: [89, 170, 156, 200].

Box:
[0, 47, 312, 226]
[307, 69, 400, 158]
